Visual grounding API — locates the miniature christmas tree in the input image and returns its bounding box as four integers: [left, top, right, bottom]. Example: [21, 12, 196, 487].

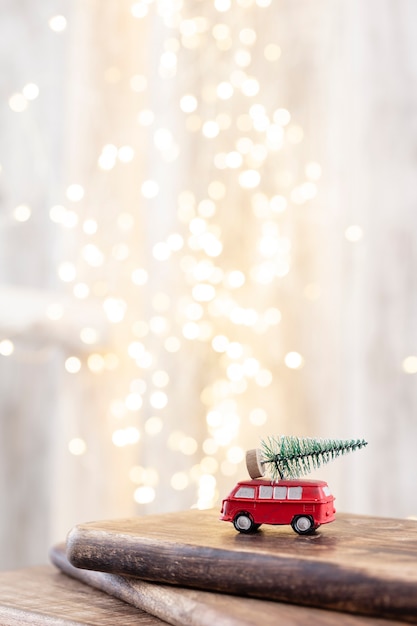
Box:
[246, 436, 368, 480]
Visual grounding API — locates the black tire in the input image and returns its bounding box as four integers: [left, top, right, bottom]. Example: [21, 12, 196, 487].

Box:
[291, 515, 315, 535]
[233, 513, 256, 533]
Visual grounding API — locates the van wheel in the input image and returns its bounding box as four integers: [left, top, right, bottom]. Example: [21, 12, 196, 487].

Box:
[291, 515, 314, 535]
[233, 513, 256, 533]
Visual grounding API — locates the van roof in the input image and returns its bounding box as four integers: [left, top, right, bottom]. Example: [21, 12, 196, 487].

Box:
[236, 478, 329, 488]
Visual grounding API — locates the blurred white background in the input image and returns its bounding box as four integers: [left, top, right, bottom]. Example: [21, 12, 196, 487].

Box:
[1, 0, 417, 569]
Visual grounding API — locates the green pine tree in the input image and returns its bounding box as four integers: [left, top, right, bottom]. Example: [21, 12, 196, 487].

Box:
[260, 435, 368, 480]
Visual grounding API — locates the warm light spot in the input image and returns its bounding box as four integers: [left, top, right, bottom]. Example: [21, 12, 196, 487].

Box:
[241, 78, 260, 97]
[149, 316, 169, 335]
[87, 353, 105, 373]
[98, 144, 117, 170]
[180, 94, 198, 113]
[270, 195, 287, 213]
[131, 2, 148, 18]
[145, 416, 163, 435]
[226, 342, 243, 359]
[284, 351, 304, 369]
[118, 145, 135, 162]
[103, 298, 127, 323]
[239, 28, 256, 46]
[117, 213, 134, 231]
[212, 23, 230, 40]
[49, 15, 67, 32]
[402, 356, 417, 374]
[179, 437, 198, 455]
[217, 82, 234, 100]
[65, 356, 81, 373]
[45, 303, 63, 321]
[171, 472, 189, 490]
[134, 486, 155, 504]
[166, 232, 184, 251]
[138, 110, 155, 126]
[214, 0, 231, 12]
[255, 369, 273, 386]
[243, 357, 260, 377]
[192, 284, 216, 302]
[207, 181, 226, 200]
[80, 327, 98, 345]
[202, 120, 220, 138]
[73, 283, 89, 299]
[212, 335, 229, 352]
[264, 43, 281, 61]
[150, 391, 168, 409]
[68, 438, 86, 456]
[8, 93, 28, 112]
[22, 83, 39, 100]
[130, 466, 158, 486]
[165, 336, 181, 352]
[345, 225, 363, 242]
[13, 204, 31, 222]
[113, 427, 141, 447]
[130, 74, 147, 92]
[182, 321, 199, 340]
[132, 268, 148, 286]
[227, 446, 245, 464]
[49, 205, 66, 223]
[0, 340, 14, 356]
[306, 161, 322, 180]
[152, 370, 170, 387]
[264, 307, 282, 325]
[239, 169, 260, 189]
[286, 124, 304, 143]
[152, 242, 171, 261]
[82, 243, 104, 267]
[203, 438, 218, 454]
[66, 184, 84, 202]
[141, 180, 159, 198]
[104, 353, 119, 371]
[235, 49, 251, 67]
[58, 262, 76, 282]
[249, 407, 268, 425]
[125, 393, 143, 411]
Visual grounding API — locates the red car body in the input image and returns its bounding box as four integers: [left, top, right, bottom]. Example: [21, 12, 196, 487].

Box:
[220, 478, 336, 534]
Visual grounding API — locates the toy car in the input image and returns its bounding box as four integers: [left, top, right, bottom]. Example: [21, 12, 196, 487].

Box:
[220, 478, 336, 534]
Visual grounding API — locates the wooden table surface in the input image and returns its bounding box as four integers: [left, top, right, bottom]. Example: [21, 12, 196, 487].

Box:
[0, 565, 168, 625]
[50, 542, 407, 626]
[2, 509, 417, 625]
[66, 508, 417, 623]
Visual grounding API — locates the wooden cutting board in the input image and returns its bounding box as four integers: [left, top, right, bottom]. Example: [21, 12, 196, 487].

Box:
[66, 509, 417, 623]
[0, 564, 168, 625]
[50, 543, 405, 626]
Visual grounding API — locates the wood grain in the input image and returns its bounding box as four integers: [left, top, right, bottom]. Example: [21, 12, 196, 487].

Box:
[66, 509, 417, 623]
[0, 564, 168, 625]
[50, 543, 405, 626]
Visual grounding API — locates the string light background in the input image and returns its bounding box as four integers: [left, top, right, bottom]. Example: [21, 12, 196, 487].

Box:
[1, 0, 417, 568]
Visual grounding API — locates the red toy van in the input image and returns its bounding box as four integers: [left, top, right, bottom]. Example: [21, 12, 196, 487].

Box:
[220, 478, 336, 534]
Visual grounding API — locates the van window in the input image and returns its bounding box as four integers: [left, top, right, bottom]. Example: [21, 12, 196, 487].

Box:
[259, 486, 273, 499]
[288, 486, 303, 500]
[322, 486, 331, 497]
[235, 486, 255, 499]
[273, 486, 287, 499]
